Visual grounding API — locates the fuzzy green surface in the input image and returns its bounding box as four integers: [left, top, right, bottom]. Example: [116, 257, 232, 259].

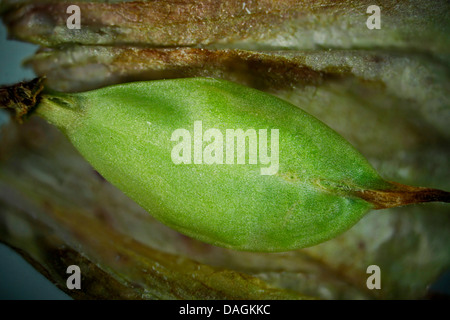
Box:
[36, 78, 388, 252]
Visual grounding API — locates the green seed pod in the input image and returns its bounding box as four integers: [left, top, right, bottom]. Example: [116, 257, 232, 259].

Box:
[1, 77, 449, 252]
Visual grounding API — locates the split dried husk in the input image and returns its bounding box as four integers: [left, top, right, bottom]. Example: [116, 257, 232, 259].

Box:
[0, 0, 449, 299]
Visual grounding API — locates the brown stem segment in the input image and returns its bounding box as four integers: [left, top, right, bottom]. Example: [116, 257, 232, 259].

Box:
[0, 77, 45, 123]
[354, 181, 450, 210]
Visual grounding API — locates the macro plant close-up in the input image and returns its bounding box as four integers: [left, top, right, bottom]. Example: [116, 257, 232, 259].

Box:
[0, 0, 449, 301]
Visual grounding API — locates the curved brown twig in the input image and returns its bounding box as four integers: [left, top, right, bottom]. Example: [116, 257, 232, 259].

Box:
[0, 77, 46, 123]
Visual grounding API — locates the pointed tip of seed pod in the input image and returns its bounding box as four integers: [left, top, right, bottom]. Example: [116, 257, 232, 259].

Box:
[0, 77, 46, 123]
[355, 181, 450, 210]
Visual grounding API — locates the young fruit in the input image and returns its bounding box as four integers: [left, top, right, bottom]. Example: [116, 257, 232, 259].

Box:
[1, 77, 449, 252]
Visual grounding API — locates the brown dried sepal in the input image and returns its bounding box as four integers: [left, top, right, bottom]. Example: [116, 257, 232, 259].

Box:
[0, 77, 45, 123]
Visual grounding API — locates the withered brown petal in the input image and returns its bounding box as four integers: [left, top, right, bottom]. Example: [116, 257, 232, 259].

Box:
[1, 0, 449, 54]
[1, 115, 449, 299]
